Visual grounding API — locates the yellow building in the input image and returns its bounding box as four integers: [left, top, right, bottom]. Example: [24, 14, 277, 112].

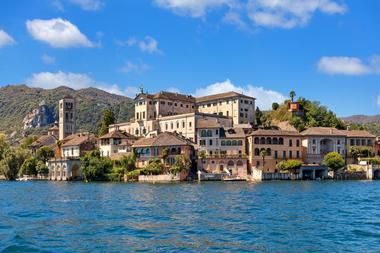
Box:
[247, 129, 303, 173]
[196, 91, 256, 125]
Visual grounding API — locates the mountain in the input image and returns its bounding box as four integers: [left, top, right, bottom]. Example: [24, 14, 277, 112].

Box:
[0, 84, 134, 137]
[341, 115, 380, 124]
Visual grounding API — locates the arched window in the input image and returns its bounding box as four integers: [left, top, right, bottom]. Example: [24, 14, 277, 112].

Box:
[273, 138, 278, 145]
[237, 140, 243, 146]
[226, 140, 232, 146]
[279, 138, 284, 145]
[254, 148, 260, 156]
[266, 137, 272, 144]
[266, 148, 272, 156]
[201, 130, 207, 137]
[260, 137, 266, 144]
[143, 128, 147, 134]
[237, 160, 244, 167]
[227, 160, 234, 168]
[207, 130, 212, 137]
[145, 148, 150, 154]
[254, 137, 259, 144]
[135, 129, 139, 135]
[232, 140, 237, 146]
[221, 140, 226, 146]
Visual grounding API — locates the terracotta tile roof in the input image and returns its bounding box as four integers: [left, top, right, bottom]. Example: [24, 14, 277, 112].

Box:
[341, 130, 376, 138]
[196, 91, 255, 103]
[30, 135, 57, 148]
[136, 91, 195, 103]
[132, 132, 194, 148]
[249, 129, 301, 137]
[196, 118, 223, 129]
[301, 127, 346, 137]
[61, 134, 96, 147]
[99, 130, 137, 140]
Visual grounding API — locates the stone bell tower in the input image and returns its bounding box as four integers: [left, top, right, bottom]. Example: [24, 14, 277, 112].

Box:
[59, 96, 76, 140]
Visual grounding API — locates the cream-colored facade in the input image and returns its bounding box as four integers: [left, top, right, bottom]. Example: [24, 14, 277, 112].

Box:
[247, 130, 303, 173]
[196, 92, 256, 125]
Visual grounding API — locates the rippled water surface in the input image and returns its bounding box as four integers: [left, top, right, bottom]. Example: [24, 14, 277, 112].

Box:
[0, 181, 380, 252]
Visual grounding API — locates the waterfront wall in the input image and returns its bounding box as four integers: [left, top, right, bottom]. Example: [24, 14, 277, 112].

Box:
[138, 174, 180, 182]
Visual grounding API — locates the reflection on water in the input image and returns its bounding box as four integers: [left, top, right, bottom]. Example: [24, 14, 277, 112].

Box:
[0, 181, 380, 252]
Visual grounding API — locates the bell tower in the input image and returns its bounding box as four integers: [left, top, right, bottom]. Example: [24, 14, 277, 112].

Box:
[59, 96, 76, 140]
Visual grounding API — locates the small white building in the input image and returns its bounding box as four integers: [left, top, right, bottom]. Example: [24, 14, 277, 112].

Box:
[98, 130, 138, 159]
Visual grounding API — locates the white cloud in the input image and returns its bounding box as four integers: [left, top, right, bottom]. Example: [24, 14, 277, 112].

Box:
[317, 56, 380, 75]
[194, 79, 286, 110]
[154, 0, 346, 29]
[119, 60, 149, 74]
[51, 0, 65, 11]
[117, 36, 162, 54]
[154, 0, 232, 17]
[0, 30, 15, 48]
[26, 71, 124, 95]
[247, 0, 346, 29]
[70, 0, 104, 11]
[26, 18, 94, 48]
[41, 54, 56, 65]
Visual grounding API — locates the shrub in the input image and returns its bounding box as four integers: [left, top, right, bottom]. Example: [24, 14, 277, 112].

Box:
[323, 152, 345, 172]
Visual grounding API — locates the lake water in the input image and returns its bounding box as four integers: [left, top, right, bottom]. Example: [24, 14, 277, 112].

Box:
[0, 181, 379, 252]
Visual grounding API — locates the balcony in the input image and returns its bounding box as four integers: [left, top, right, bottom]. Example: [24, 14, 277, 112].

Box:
[204, 154, 247, 159]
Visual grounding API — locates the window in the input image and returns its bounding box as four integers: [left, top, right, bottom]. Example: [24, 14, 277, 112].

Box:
[180, 104, 183, 107]
[337, 140, 340, 145]
[199, 140, 206, 146]
[296, 151, 300, 159]
[255, 148, 260, 156]
[221, 140, 226, 146]
[226, 140, 232, 146]
[289, 139, 293, 147]
[273, 138, 278, 145]
[296, 140, 300, 147]
[161, 101, 165, 105]
[171, 123, 173, 129]
[260, 137, 266, 144]
[283, 151, 286, 159]
[361, 139, 366, 146]
[189, 122, 192, 128]
[216, 130, 219, 135]
[201, 130, 207, 137]
[237, 140, 242, 146]
[165, 123, 168, 130]
[266, 148, 271, 156]
[350, 139, 355, 146]
[142, 112, 145, 119]
[254, 137, 259, 144]
[279, 138, 284, 145]
[176, 122, 179, 128]
[226, 111, 229, 117]
[312, 139, 316, 145]
[274, 150, 278, 159]
[207, 130, 212, 137]
[232, 140, 237, 146]
[209, 140, 213, 146]
[266, 137, 272, 144]
[289, 151, 293, 159]
[207, 104, 211, 107]
[182, 121, 185, 128]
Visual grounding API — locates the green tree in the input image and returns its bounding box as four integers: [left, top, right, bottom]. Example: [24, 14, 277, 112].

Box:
[255, 107, 263, 126]
[323, 152, 345, 172]
[119, 153, 136, 172]
[272, 102, 280, 111]
[143, 158, 164, 175]
[170, 155, 192, 175]
[289, 90, 296, 102]
[0, 133, 9, 160]
[276, 160, 303, 174]
[36, 161, 49, 175]
[36, 146, 55, 163]
[198, 150, 206, 160]
[98, 108, 116, 136]
[160, 147, 170, 164]
[0, 148, 31, 180]
[259, 148, 267, 169]
[20, 157, 38, 176]
[20, 135, 38, 149]
[80, 150, 113, 182]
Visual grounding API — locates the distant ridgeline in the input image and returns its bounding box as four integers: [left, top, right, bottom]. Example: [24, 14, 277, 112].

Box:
[0, 85, 134, 139]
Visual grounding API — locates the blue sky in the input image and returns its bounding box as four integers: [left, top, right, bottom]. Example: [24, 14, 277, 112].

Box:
[0, 0, 379, 116]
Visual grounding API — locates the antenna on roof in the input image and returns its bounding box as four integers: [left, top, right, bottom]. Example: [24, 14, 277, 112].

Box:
[139, 85, 144, 94]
